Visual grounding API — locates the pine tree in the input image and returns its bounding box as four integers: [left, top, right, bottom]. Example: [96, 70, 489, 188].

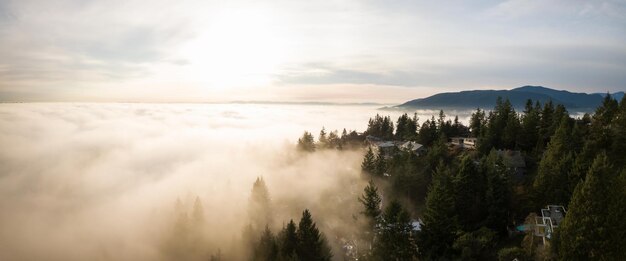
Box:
[610, 95, 626, 168]
[318, 127, 328, 148]
[359, 180, 382, 226]
[418, 116, 438, 146]
[453, 227, 497, 260]
[483, 150, 510, 235]
[533, 116, 575, 207]
[278, 220, 298, 259]
[361, 147, 376, 174]
[297, 131, 316, 152]
[417, 165, 459, 260]
[470, 108, 486, 138]
[454, 156, 486, 231]
[192, 196, 204, 226]
[373, 200, 416, 261]
[254, 226, 279, 261]
[327, 130, 339, 149]
[373, 149, 386, 176]
[537, 100, 555, 149]
[502, 109, 520, 149]
[555, 153, 626, 260]
[296, 210, 332, 261]
[249, 177, 272, 230]
[519, 100, 541, 152]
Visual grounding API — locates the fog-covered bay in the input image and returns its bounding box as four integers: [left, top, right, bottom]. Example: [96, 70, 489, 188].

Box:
[0, 103, 472, 260]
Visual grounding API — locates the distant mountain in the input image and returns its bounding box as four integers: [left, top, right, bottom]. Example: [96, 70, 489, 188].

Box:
[594, 91, 624, 101]
[396, 86, 623, 111]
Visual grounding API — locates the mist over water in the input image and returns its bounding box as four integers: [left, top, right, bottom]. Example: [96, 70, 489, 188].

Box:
[0, 103, 473, 260]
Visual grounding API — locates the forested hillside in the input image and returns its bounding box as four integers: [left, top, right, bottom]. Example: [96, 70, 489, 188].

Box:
[286, 94, 626, 261]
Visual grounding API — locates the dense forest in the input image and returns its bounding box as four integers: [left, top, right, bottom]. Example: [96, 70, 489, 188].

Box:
[288, 95, 626, 261]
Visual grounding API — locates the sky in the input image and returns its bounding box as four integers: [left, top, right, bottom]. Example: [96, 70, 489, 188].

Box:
[0, 0, 625, 103]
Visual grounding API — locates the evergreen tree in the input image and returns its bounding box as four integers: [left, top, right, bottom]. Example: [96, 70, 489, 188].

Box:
[254, 226, 279, 261]
[359, 179, 382, 227]
[373, 149, 387, 176]
[555, 153, 626, 260]
[327, 130, 340, 149]
[361, 147, 376, 174]
[278, 220, 299, 260]
[502, 109, 520, 149]
[470, 108, 486, 138]
[249, 177, 272, 231]
[610, 95, 626, 168]
[519, 100, 541, 152]
[297, 131, 316, 152]
[192, 196, 205, 226]
[373, 200, 416, 261]
[418, 116, 438, 146]
[483, 150, 510, 235]
[395, 113, 418, 140]
[296, 210, 332, 261]
[454, 156, 486, 231]
[318, 127, 328, 148]
[537, 100, 555, 149]
[453, 227, 497, 260]
[417, 165, 459, 260]
[365, 114, 395, 139]
[533, 116, 575, 207]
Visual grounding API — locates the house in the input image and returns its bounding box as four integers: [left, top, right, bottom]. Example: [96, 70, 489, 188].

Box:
[400, 141, 427, 155]
[365, 135, 382, 145]
[534, 205, 567, 245]
[376, 141, 397, 156]
[449, 137, 478, 149]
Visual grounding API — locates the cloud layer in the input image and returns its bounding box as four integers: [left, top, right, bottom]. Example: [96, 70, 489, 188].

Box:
[3, 103, 455, 260]
[1, 0, 624, 102]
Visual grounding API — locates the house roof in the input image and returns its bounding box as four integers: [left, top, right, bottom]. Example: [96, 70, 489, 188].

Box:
[378, 141, 395, 148]
[401, 141, 424, 151]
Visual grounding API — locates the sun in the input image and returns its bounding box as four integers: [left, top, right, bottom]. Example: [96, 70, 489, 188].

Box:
[179, 8, 288, 89]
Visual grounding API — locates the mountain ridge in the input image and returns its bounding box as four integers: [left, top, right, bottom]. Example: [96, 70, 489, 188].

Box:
[396, 86, 624, 111]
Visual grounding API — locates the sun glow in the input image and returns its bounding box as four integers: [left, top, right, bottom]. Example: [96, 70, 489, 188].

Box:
[179, 8, 288, 89]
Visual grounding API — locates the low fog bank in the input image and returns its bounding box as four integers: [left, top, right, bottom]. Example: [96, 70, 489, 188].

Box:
[0, 103, 473, 260]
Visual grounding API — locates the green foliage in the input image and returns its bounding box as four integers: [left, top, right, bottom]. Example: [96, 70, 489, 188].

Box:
[251, 210, 332, 261]
[532, 116, 575, 207]
[297, 131, 316, 152]
[479, 97, 519, 152]
[395, 113, 418, 140]
[519, 100, 541, 152]
[296, 210, 333, 261]
[278, 220, 298, 259]
[418, 116, 439, 146]
[453, 227, 497, 260]
[417, 165, 459, 260]
[554, 153, 626, 260]
[373, 200, 417, 261]
[359, 180, 382, 227]
[318, 127, 328, 148]
[482, 150, 510, 235]
[373, 149, 387, 176]
[498, 247, 528, 261]
[253, 226, 279, 261]
[249, 177, 272, 231]
[454, 156, 487, 231]
[361, 147, 376, 174]
[610, 95, 626, 168]
[470, 108, 486, 138]
[365, 114, 395, 140]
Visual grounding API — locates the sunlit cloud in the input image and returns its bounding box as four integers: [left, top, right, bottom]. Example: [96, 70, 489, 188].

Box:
[0, 0, 624, 102]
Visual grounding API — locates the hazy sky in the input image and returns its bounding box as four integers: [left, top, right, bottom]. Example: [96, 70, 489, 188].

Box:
[0, 0, 625, 103]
